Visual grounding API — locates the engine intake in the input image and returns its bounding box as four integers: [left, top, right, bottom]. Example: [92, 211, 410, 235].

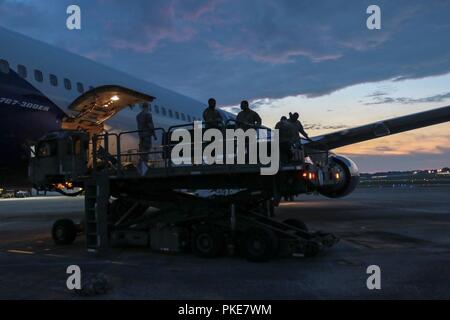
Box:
[319, 155, 359, 198]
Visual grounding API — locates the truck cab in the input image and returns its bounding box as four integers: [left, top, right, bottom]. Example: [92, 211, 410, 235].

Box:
[29, 130, 89, 189]
[28, 85, 156, 191]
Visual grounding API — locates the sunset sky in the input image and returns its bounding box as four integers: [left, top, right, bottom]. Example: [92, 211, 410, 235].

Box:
[1, 0, 449, 172]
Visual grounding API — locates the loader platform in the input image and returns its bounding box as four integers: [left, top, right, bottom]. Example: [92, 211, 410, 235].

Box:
[31, 121, 339, 262]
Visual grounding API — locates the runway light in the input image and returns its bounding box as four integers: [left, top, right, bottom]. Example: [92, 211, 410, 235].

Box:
[335, 172, 340, 180]
[111, 95, 120, 101]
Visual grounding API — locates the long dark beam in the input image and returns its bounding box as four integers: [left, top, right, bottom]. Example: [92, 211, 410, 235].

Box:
[304, 105, 450, 151]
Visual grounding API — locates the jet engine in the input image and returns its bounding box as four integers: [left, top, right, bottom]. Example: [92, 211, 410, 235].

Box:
[319, 155, 360, 198]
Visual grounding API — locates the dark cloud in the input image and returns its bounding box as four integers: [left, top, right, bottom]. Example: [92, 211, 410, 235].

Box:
[304, 124, 349, 130]
[1, 0, 450, 105]
[363, 91, 450, 105]
[366, 90, 389, 98]
[100, 0, 222, 53]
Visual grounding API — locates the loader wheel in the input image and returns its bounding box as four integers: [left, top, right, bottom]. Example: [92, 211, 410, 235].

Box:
[52, 219, 77, 245]
[283, 219, 308, 232]
[191, 225, 225, 258]
[240, 228, 278, 262]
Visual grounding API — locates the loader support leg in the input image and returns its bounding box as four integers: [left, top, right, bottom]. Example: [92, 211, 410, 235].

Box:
[84, 173, 110, 253]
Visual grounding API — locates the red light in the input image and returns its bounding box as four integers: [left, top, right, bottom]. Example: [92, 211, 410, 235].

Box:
[298, 170, 316, 181]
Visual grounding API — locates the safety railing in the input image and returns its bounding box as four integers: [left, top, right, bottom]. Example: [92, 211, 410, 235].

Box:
[118, 127, 168, 169]
[91, 119, 322, 176]
[165, 119, 277, 168]
[92, 127, 167, 176]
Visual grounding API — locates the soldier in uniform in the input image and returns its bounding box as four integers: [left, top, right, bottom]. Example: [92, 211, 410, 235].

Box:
[288, 112, 311, 142]
[275, 116, 295, 162]
[235, 100, 262, 130]
[136, 102, 157, 163]
[202, 98, 223, 129]
[234, 100, 262, 163]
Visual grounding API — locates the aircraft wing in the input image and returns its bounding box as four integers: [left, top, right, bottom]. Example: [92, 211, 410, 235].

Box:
[304, 105, 450, 151]
[62, 85, 155, 133]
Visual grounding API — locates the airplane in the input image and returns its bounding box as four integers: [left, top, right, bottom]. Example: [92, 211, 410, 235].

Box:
[0, 26, 235, 188]
[1, 25, 450, 197]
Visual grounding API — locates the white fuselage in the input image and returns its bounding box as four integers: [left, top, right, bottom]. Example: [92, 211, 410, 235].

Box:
[0, 26, 234, 185]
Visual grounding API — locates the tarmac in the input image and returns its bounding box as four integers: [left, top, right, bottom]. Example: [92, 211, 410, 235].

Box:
[0, 186, 449, 299]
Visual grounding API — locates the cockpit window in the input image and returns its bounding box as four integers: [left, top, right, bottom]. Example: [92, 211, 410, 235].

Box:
[0, 59, 9, 74]
[37, 141, 57, 157]
[67, 137, 82, 155]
